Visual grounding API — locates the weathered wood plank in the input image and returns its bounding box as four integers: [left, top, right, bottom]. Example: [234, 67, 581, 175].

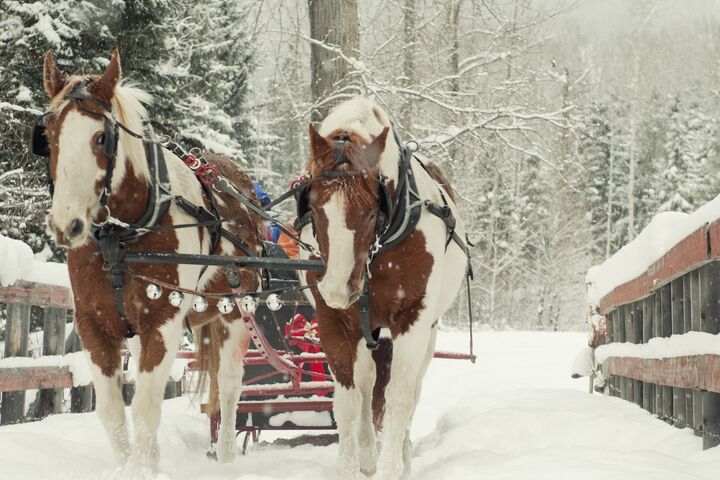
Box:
[671, 277, 686, 428]
[642, 296, 655, 413]
[37, 308, 68, 417]
[691, 269, 703, 434]
[683, 274, 694, 429]
[599, 227, 708, 314]
[703, 391, 720, 449]
[605, 355, 720, 393]
[1, 303, 31, 425]
[0, 366, 73, 392]
[0, 281, 72, 309]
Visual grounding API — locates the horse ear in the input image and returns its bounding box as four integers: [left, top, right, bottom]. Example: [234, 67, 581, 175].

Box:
[365, 127, 389, 168]
[96, 49, 122, 99]
[43, 52, 66, 98]
[309, 124, 333, 165]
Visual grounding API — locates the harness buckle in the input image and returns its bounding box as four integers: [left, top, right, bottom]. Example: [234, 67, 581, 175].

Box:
[370, 235, 382, 257]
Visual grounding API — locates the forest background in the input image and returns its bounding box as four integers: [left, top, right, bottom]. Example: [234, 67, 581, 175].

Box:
[1, 0, 719, 330]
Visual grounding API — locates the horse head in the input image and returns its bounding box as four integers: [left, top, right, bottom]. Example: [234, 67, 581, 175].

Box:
[306, 124, 390, 309]
[39, 50, 150, 247]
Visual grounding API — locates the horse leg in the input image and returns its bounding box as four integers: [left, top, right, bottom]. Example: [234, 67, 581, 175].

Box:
[77, 315, 129, 464]
[88, 354, 130, 464]
[215, 318, 250, 463]
[128, 317, 183, 472]
[376, 324, 433, 480]
[334, 379, 363, 478]
[356, 347, 379, 476]
[403, 325, 437, 476]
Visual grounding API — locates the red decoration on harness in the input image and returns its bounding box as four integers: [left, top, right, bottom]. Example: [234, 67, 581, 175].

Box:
[285, 313, 326, 387]
[182, 153, 219, 186]
[182, 154, 201, 170]
[290, 176, 308, 191]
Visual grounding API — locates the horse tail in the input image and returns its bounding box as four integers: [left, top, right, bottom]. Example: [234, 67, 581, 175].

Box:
[371, 337, 393, 431]
[194, 322, 223, 415]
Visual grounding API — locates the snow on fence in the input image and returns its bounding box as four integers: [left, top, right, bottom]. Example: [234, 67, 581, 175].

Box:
[0, 236, 183, 425]
[587, 212, 720, 450]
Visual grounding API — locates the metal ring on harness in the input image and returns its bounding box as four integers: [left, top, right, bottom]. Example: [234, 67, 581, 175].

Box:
[91, 205, 112, 228]
[405, 140, 420, 152]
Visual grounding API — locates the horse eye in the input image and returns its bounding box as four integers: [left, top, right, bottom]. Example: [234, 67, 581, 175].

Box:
[97, 134, 105, 145]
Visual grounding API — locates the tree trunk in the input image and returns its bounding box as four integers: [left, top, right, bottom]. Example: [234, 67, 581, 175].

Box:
[308, 0, 359, 121]
[399, 0, 417, 129]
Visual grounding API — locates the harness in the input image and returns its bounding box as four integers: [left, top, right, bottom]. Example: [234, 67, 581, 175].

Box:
[295, 133, 473, 349]
[31, 79, 256, 338]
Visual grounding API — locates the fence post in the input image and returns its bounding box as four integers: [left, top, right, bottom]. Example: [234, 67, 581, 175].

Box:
[701, 261, 720, 448]
[1, 303, 31, 425]
[65, 327, 94, 413]
[632, 301, 643, 407]
[615, 306, 626, 400]
[691, 268, 703, 435]
[660, 283, 673, 423]
[683, 273, 694, 429]
[671, 277, 686, 428]
[654, 288, 664, 417]
[642, 295, 655, 414]
[622, 304, 634, 401]
[36, 307, 67, 417]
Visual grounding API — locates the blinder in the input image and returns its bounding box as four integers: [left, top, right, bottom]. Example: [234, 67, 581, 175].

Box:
[296, 181, 312, 220]
[31, 113, 51, 158]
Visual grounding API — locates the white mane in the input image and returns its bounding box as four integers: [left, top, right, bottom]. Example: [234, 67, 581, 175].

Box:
[318, 96, 401, 182]
[319, 96, 392, 140]
[112, 82, 153, 182]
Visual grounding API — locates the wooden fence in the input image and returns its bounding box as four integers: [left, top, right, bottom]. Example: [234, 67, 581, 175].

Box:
[598, 220, 720, 449]
[0, 280, 181, 425]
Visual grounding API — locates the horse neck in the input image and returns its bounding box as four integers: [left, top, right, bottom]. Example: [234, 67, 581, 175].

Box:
[378, 136, 402, 190]
[105, 143, 150, 223]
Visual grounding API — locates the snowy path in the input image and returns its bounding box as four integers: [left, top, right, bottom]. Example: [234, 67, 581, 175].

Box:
[2, 331, 719, 479]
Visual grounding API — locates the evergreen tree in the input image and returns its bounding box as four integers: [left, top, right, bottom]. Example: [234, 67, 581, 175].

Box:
[0, 0, 260, 254]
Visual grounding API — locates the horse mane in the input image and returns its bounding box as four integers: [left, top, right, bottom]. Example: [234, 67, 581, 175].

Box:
[318, 96, 392, 141]
[48, 76, 153, 182]
[112, 82, 152, 181]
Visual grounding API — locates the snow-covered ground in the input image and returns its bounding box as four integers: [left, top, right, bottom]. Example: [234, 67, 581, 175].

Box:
[1, 331, 718, 480]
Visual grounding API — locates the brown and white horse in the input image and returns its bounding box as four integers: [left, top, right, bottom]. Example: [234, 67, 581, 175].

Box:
[300, 97, 468, 479]
[40, 51, 261, 471]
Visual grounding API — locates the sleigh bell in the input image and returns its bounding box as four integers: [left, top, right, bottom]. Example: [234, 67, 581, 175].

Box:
[168, 291, 184, 307]
[266, 293, 283, 312]
[146, 284, 163, 300]
[240, 295, 257, 314]
[192, 295, 208, 313]
[217, 296, 235, 314]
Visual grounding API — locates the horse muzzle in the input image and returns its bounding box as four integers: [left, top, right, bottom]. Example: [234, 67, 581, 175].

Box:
[317, 280, 362, 310]
[47, 214, 88, 248]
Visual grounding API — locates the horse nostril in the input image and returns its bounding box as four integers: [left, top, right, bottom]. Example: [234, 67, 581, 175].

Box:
[348, 292, 361, 305]
[67, 218, 85, 239]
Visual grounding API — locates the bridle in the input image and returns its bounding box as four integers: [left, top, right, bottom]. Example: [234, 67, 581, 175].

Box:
[295, 139, 393, 242]
[31, 78, 136, 206]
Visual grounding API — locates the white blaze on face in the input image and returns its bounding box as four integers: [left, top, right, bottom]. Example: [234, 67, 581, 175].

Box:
[48, 109, 109, 246]
[317, 191, 356, 309]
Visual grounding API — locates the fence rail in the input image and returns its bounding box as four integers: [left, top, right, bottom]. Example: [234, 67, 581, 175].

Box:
[597, 221, 720, 450]
[0, 280, 182, 425]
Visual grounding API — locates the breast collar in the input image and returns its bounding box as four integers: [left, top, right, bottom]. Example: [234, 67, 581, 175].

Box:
[90, 138, 174, 244]
[371, 134, 422, 258]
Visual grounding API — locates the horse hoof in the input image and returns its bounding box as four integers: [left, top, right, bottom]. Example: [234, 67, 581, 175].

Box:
[206, 443, 218, 461]
[361, 466, 377, 477]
